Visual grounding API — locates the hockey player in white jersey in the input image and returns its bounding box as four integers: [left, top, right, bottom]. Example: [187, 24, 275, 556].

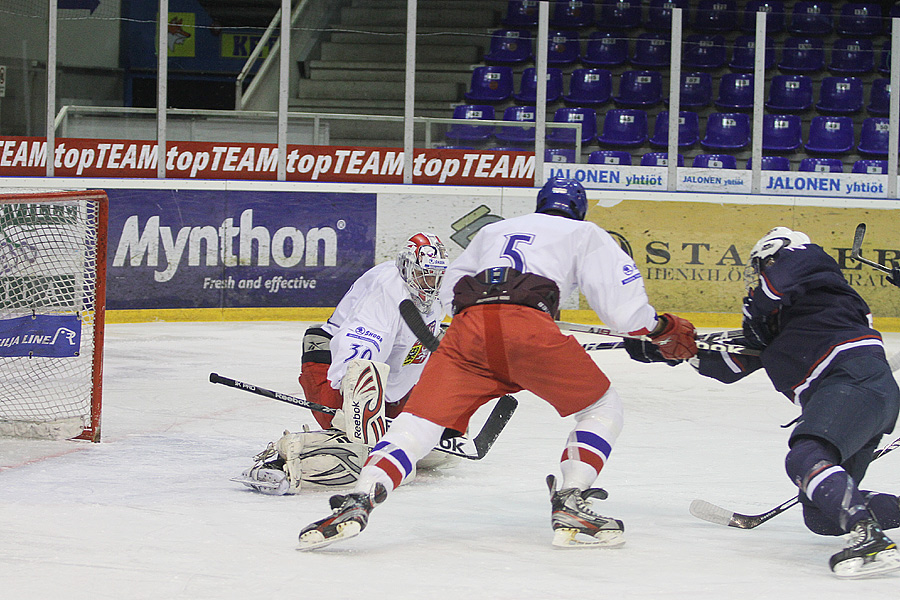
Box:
[297, 177, 697, 550]
[235, 232, 451, 495]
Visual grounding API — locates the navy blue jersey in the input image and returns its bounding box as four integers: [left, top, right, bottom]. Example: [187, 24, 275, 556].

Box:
[741, 243, 884, 404]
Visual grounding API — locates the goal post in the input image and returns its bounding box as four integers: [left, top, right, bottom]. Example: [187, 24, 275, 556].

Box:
[0, 190, 107, 442]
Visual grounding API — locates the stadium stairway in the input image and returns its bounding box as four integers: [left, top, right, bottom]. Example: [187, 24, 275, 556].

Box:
[290, 0, 509, 148]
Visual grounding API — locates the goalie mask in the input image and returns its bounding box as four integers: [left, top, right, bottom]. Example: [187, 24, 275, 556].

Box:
[535, 177, 588, 221]
[397, 232, 449, 312]
[744, 227, 811, 291]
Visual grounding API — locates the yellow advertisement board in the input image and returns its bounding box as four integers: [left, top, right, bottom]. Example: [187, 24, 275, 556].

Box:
[587, 199, 900, 325]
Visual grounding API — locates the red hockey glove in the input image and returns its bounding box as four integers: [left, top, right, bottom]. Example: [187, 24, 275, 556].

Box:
[648, 313, 697, 360]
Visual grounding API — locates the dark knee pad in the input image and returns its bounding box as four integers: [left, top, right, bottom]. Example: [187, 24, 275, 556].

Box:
[785, 436, 841, 489]
[801, 503, 845, 536]
[864, 492, 900, 530]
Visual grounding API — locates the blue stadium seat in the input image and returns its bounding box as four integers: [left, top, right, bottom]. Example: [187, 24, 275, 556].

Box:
[502, 0, 539, 27]
[761, 114, 802, 152]
[868, 78, 890, 116]
[715, 73, 754, 111]
[693, 0, 736, 31]
[765, 74, 813, 111]
[583, 32, 628, 67]
[465, 66, 514, 103]
[613, 70, 663, 107]
[671, 72, 713, 109]
[588, 149, 633, 165]
[778, 37, 825, 72]
[799, 157, 843, 172]
[551, 0, 596, 29]
[747, 156, 792, 171]
[445, 105, 495, 144]
[829, 39, 874, 74]
[815, 77, 864, 114]
[741, 1, 785, 33]
[879, 43, 891, 75]
[484, 30, 533, 65]
[641, 152, 685, 166]
[857, 117, 890, 156]
[804, 116, 855, 154]
[546, 107, 598, 145]
[852, 159, 888, 174]
[546, 30, 581, 66]
[435, 145, 476, 150]
[495, 105, 536, 144]
[631, 32, 671, 69]
[513, 67, 564, 104]
[836, 4, 882, 37]
[648, 111, 700, 147]
[597, 109, 648, 146]
[788, 2, 833, 36]
[693, 154, 738, 169]
[645, 0, 688, 30]
[597, 0, 642, 30]
[729, 35, 775, 71]
[682, 35, 728, 70]
[491, 146, 530, 152]
[701, 113, 751, 150]
[564, 69, 613, 106]
[546, 147, 578, 163]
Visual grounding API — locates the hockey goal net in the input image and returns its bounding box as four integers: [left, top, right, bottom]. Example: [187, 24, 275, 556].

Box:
[0, 190, 107, 441]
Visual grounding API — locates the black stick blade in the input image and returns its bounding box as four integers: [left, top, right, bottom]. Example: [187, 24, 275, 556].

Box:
[852, 223, 867, 258]
[399, 299, 440, 352]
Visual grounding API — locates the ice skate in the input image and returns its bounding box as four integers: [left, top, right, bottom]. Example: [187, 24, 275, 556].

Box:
[829, 518, 900, 579]
[297, 483, 387, 551]
[546, 474, 625, 548]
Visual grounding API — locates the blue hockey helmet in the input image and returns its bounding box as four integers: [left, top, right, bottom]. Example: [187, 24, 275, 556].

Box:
[535, 177, 588, 221]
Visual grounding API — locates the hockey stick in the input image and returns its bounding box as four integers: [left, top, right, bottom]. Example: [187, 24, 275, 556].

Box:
[558, 321, 762, 356]
[850, 223, 894, 274]
[209, 371, 516, 461]
[399, 298, 441, 352]
[690, 436, 900, 529]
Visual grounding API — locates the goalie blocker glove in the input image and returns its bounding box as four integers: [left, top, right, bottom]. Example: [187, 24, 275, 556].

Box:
[648, 313, 697, 360]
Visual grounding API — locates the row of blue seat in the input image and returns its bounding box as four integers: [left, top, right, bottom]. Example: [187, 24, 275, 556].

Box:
[465, 67, 893, 115]
[485, 29, 892, 74]
[504, 1, 896, 37]
[446, 106, 894, 155]
[485, 29, 893, 73]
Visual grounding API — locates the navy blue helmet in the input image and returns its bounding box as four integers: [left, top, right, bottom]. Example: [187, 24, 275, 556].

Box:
[535, 177, 588, 221]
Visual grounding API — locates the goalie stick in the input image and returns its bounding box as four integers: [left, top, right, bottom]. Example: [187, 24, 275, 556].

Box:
[690, 436, 900, 529]
[209, 372, 516, 461]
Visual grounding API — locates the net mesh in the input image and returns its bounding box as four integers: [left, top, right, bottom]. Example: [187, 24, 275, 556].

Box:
[0, 191, 105, 440]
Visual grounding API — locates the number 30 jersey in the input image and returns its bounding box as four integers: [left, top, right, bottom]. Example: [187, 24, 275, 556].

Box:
[323, 261, 445, 402]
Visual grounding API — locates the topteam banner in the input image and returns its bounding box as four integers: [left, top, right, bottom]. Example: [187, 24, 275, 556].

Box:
[106, 189, 375, 309]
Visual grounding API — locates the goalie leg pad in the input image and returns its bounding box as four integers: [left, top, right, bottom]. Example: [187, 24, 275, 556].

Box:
[278, 428, 370, 493]
[340, 359, 390, 446]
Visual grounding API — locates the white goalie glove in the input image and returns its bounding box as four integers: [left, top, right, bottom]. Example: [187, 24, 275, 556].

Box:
[233, 427, 369, 495]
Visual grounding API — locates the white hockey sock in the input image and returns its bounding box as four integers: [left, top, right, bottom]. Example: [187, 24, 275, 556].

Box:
[354, 412, 445, 494]
[560, 387, 624, 491]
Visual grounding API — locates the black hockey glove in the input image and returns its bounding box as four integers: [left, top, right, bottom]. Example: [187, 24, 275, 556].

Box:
[741, 296, 777, 349]
[623, 338, 683, 366]
[888, 267, 900, 289]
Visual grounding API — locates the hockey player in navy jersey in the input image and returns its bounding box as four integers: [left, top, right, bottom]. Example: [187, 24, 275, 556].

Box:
[627, 226, 900, 579]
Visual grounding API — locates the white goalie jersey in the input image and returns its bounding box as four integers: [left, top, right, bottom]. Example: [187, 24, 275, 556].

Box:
[323, 261, 446, 404]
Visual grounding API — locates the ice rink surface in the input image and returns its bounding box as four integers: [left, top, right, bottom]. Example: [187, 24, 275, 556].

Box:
[2, 321, 900, 599]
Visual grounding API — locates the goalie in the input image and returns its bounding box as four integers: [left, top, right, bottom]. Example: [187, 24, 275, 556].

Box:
[235, 232, 453, 495]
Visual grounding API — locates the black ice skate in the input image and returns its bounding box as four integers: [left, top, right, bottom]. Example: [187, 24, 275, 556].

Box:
[297, 483, 387, 551]
[546, 474, 625, 548]
[829, 518, 900, 579]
